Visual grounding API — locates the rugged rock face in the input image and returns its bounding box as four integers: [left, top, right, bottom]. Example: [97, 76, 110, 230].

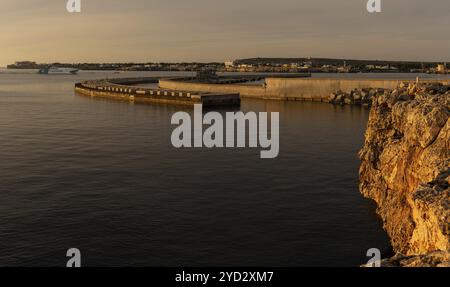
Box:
[359, 83, 450, 265]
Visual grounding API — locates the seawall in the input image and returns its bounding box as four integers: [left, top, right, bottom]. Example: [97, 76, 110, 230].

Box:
[159, 77, 450, 101]
[159, 79, 268, 99]
[74, 78, 240, 107]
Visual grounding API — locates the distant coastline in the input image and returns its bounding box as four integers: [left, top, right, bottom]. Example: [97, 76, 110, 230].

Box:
[6, 57, 449, 74]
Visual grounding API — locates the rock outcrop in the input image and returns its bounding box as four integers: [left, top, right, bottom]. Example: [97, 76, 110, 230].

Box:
[329, 88, 386, 106]
[379, 251, 450, 267]
[359, 83, 450, 266]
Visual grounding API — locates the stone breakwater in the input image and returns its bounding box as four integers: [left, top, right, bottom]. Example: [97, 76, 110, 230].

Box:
[329, 83, 450, 106]
[329, 88, 386, 106]
[359, 83, 450, 267]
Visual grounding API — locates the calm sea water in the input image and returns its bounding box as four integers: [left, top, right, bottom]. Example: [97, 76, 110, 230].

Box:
[2, 70, 438, 267]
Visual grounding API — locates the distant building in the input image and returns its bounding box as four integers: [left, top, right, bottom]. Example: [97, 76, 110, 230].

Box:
[376, 65, 390, 70]
[436, 63, 447, 74]
[238, 64, 252, 68]
[337, 65, 351, 73]
[224, 61, 235, 68]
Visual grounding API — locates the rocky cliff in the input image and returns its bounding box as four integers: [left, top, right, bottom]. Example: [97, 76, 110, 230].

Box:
[359, 83, 449, 267]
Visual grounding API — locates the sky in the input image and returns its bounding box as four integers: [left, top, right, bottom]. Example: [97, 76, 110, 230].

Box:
[0, 0, 449, 66]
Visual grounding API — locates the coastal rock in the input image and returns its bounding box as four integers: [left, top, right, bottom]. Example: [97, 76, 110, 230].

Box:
[329, 93, 337, 102]
[375, 251, 450, 267]
[344, 97, 353, 105]
[359, 83, 450, 265]
[329, 87, 386, 106]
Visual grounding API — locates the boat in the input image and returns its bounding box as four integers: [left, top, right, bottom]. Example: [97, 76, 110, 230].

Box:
[38, 67, 79, 75]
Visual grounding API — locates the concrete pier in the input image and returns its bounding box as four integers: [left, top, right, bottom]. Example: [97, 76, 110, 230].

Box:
[76, 76, 450, 105]
[75, 77, 240, 107]
[159, 77, 450, 101]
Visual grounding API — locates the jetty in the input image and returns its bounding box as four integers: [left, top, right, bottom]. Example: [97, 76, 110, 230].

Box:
[75, 77, 241, 107]
[159, 76, 450, 101]
[75, 74, 450, 107]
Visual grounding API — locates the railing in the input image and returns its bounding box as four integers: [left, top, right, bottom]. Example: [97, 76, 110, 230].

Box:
[75, 79, 197, 99]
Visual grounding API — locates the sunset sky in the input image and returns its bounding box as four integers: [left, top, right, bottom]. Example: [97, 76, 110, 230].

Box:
[1, 0, 449, 66]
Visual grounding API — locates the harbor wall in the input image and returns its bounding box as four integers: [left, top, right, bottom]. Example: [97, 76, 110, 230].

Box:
[265, 78, 450, 100]
[74, 81, 240, 107]
[159, 78, 450, 101]
[159, 79, 268, 99]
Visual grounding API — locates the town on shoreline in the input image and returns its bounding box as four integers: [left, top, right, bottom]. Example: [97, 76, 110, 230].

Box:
[6, 57, 449, 74]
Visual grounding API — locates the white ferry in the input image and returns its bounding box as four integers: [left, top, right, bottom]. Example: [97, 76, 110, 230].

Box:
[38, 67, 79, 75]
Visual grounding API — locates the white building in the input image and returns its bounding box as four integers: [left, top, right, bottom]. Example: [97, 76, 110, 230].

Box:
[224, 61, 235, 68]
[437, 64, 447, 73]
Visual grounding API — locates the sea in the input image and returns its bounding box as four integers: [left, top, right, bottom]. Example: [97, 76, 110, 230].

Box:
[1, 69, 448, 266]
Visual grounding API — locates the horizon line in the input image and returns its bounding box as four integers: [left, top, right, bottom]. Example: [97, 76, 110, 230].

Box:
[4, 56, 450, 65]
